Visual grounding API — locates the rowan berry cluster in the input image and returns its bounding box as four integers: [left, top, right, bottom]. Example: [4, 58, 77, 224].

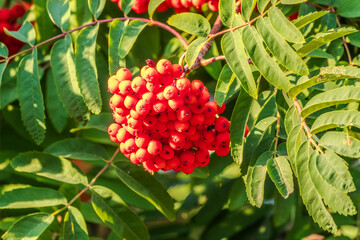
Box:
[0, 4, 26, 56]
[110, 0, 221, 14]
[107, 59, 231, 174]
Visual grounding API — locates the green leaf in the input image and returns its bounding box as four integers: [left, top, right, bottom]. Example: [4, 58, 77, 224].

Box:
[257, 0, 270, 13]
[336, 0, 360, 18]
[119, 20, 147, 58]
[281, 0, 306, 4]
[286, 124, 306, 177]
[301, 86, 360, 118]
[17, 49, 46, 145]
[91, 186, 149, 240]
[311, 110, 360, 134]
[257, 17, 309, 75]
[242, 26, 292, 91]
[148, 0, 165, 19]
[0, 42, 9, 58]
[228, 178, 247, 211]
[108, 20, 127, 75]
[50, 35, 89, 122]
[75, 0, 93, 26]
[120, 0, 135, 15]
[246, 151, 272, 207]
[269, 7, 305, 43]
[45, 70, 68, 133]
[230, 88, 257, 165]
[242, 116, 277, 174]
[11, 151, 88, 185]
[214, 64, 236, 106]
[267, 156, 294, 198]
[292, 11, 329, 29]
[241, 0, 257, 21]
[70, 112, 113, 132]
[75, 23, 102, 114]
[44, 138, 108, 160]
[318, 132, 360, 158]
[0, 61, 8, 108]
[4, 21, 36, 46]
[167, 13, 211, 37]
[88, 0, 106, 19]
[0, 187, 67, 209]
[219, 0, 235, 27]
[64, 206, 89, 240]
[2, 213, 54, 240]
[185, 37, 209, 68]
[312, 149, 355, 193]
[222, 30, 257, 98]
[34, 0, 54, 43]
[309, 150, 356, 215]
[47, 0, 70, 31]
[296, 28, 357, 57]
[296, 142, 337, 233]
[113, 161, 175, 221]
[288, 66, 360, 98]
[284, 105, 298, 135]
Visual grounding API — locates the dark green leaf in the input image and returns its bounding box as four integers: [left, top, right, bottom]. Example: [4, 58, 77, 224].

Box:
[75, 0, 93, 26]
[0, 42, 9, 57]
[241, 0, 257, 21]
[50, 35, 89, 122]
[242, 26, 292, 91]
[228, 178, 247, 211]
[292, 11, 329, 29]
[219, 0, 235, 27]
[336, 0, 360, 18]
[167, 13, 211, 37]
[11, 151, 88, 185]
[257, 17, 309, 75]
[44, 138, 108, 160]
[4, 21, 36, 46]
[91, 186, 149, 240]
[222, 30, 257, 98]
[214, 64, 236, 106]
[88, 0, 106, 18]
[148, 0, 165, 19]
[64, 206, 89, 240]
[311, 110, 360, 134]
[0, 61, 9, 111]
[109, 20, 127, 75]
[0, 187, 67, 209]
[119, 20, 147, 58]
[75, 23, 102, 114]
[318, 131, 360, 158]
[47, 0, 70, 31]
[269, 7, 305, 43]
[17, 49, 46, 145]
[2, 213, 54, 240]
[267, 156, 294, 198]
[121, 0, 135, 15]
[185, 37, 209, 68]
[113, 161, 175, 221]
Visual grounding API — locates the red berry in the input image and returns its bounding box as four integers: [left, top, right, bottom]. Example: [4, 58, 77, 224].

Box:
[176, 78, 191, 91]
[108, 123, 121, 136]
[159, 145, 175, 160]
[244, 125, 249, 137]
[168, 97, 184, 110]
[154, 157, 167, 169]
[143, 115, 157, 128]
[180, 150, 195, 165]
[119, 80, 133, 95]
[215, 116, 230, 132]
[174, 120, 189, 132]
[125, 138, 138, 153]
[11, 4, 25, 18]
[147, 140, 163, 155]
[216, 102, 226, 114]
[135, 99, 151, 115]
[195, 149, 210, 167]
[176, 106, 192, 121]
[172, 64, 183, 78]
[191, 80, 204, 94]
[136, 148, 151, 163]
[116, 68, 132, 81]
[156, 59, 172, 74]
[116, 128, 130, 142]
[107, 76, 120, 93]
[164, 85, 178, 100]
[131, 76, 147, 93]
[146, 59, 155, 67]
[190, 114, 205, 127]
[216, 131, 230, 145]
[124, 95, 138, 109]
[135, 133, 150, 148]
[144, 67, 160, 83]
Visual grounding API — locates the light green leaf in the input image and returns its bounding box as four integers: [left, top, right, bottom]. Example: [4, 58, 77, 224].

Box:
[241, 0, 257, 21]
[214, 64, 236, 106]
[288, 66, 360, 98]
[2, 213, 54, 240]
[167, 13, 211, 37]
[148, 0, 165, 19]
[222, 30, 257, 98]
[242, 26, 292, 91]
[309, 150, 356, 215]
[286, 124, 306, 177]
[257, 0, 270, 13]
[284, 105, 298, 135]
[296, 142, 337, 233]
[230, 88, 257, 165]
[44, 138, 108, 160]
[292, 11, 329, 29]
[64, 206, 89, 240]
[120, 0, 135, 15]
[75, 23, 102, 114]
[50, 35, 89, 122]
[257, 17, 309, 75]
[267, 156, 294, 198]
[11, 151, 88, 185]
[47, 0, 70, 31]
[269, 7, 305, 43]
[17, 49, 46, 145]
[45, 70, 68, 133]
[91, 186, 149, 240]
[301, 86, 360, 118]
[246, 151, 272, 207]
[219, 0, 235, 27]
[0, 42, 9, 57]
[88, 0, 106, 19]
[4, 21, 36, 46]
[185, 37, 209, 68]
[311, 110, 360, 134]
[113, 161, 175, 221]
[109, 20, 127, 75]
[281, 0, 306, 4]
[318, 131, 360, 158]
[0, 187, 67, 209]
[297, 28, 357, 57]
[119, 20, 147, 58]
